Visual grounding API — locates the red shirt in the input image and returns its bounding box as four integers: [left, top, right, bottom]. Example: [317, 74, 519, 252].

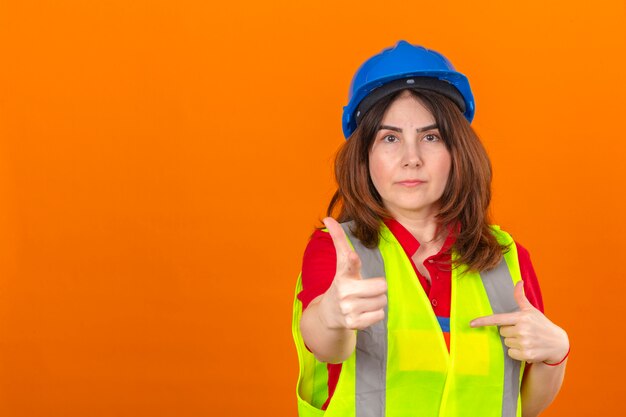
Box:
[298, 219, 543, 409]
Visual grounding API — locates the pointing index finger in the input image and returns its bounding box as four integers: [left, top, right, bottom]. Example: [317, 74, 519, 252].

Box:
[323, 217, 352, 259]
[470, 312, 520, 328]
[323, 217, 362, 278]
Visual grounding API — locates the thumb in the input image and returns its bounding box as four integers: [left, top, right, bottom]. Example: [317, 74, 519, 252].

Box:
[514, 281, 533, 310]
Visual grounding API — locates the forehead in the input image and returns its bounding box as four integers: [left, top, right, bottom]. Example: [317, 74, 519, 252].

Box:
[381, 91, 435, 126]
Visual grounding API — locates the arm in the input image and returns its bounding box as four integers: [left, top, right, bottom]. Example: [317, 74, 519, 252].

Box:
[471, 281, 569, 417]
[516, 243, 568, 416]
[299, 218, 387, 363]
[521, 356, 568, 417]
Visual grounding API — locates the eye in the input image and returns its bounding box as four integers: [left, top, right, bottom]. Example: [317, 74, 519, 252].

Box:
[423, 133, 441, 143]
[382, 134, 399, 143]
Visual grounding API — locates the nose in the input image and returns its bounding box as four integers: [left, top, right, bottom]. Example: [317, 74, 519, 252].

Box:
[402, 141, 422, 168]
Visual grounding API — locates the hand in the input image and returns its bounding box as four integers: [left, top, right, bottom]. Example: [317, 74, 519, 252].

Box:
[470, 281, 569, 364]
[318, 217, 388, 331]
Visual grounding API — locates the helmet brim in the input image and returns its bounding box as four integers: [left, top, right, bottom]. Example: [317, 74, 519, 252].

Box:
[353, 77, 467, 127]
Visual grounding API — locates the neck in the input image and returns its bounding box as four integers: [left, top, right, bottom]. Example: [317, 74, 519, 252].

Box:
[387, 207, 445, 247]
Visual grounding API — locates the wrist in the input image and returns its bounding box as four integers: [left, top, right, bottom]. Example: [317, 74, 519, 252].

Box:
[317, 292, 347, 331]
[543, 345, 570, 366]
[543, 329, 570, 366]
[545, 329, 569, 362]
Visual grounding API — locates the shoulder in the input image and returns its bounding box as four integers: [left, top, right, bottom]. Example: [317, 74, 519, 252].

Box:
[297, 229, 337, 310]
[488, 225, 515, 246]
[514, 240, 545, 313]
[487, 226, 544, 313]
[303, 229, 336, 273]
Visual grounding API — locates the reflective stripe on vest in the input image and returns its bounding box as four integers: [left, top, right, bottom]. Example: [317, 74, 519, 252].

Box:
[480, 258, 522, 417]
[340, 222, 388, 417]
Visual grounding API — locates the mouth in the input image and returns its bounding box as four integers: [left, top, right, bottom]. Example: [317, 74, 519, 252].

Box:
[397, 180, 426, 187]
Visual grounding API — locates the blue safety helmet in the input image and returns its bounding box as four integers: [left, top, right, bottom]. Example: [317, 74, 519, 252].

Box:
[342, 40, 475, 139]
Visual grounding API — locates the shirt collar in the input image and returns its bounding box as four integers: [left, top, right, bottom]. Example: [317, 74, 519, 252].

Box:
[383, 218, 458, 259]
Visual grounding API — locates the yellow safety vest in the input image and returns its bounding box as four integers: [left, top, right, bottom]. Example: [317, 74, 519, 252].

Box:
[292, 223, 525, 417]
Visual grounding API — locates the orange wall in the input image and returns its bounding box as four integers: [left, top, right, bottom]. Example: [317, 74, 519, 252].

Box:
[0, 1, 624, 416]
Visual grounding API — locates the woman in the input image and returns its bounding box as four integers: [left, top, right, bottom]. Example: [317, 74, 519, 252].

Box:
[292, 41, 569, 417]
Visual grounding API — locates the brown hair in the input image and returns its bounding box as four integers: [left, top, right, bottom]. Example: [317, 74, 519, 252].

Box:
[327, 89, 509, 272]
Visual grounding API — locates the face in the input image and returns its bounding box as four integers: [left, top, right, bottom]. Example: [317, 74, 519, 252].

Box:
[368, 91, 451, 219]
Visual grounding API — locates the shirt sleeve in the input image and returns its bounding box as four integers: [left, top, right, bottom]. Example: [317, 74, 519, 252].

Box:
[515, 241, 544, 314]
[297, 229, 337, 311]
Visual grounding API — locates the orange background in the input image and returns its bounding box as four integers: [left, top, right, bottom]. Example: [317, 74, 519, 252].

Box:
[0, 1, 624, 416]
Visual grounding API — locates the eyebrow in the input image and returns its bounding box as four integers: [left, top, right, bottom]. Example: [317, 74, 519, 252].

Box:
[378, 124, 439, 133]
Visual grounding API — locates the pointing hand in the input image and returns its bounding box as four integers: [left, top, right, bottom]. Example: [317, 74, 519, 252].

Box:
[470, 281, 569, 364]
[318, 217, 388, 331]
